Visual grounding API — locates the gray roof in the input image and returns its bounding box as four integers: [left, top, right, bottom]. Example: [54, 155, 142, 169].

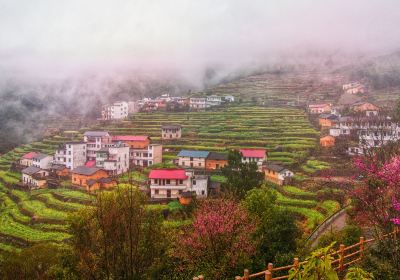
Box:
[178, 150, 209, 158]
[207, 152, 228, 160]
[32, 153, 51, 160]
[162, 124, 182, 129]
[84, 131, 110, 137]
[265, 163, 289, 173]
[22, 166, 42, 175]
[72, 166, 101, 176]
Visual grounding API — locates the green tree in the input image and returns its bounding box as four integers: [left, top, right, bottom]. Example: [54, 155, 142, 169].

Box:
[222, 150, 264, 198]
[69, 186, 166, 279]
[345, 267, 374, 280]
[243, 187, 301, 269]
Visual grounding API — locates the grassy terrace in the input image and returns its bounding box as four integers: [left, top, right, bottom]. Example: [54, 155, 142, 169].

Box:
[95, 106, 319, 165]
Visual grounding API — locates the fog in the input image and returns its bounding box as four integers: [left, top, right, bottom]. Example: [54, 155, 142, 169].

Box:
[1, 0, 400, 151]
[1, 0, 400, 83]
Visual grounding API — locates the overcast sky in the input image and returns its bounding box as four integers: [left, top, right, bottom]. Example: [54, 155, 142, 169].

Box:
[0, 0, 400, 81]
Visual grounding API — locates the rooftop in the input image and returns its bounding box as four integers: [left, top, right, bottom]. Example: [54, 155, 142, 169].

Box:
[72, 166, 101, 176]
[112, 135, 149, 141]
[178, 150, 209, 158]
[162, 124, 182, 129]
[33, 153, 51, 160]
[84, 131, 110, 137]
[149, 169, 188, 180]
[22, 166, 42, 175]
[265, 163, 288, 173]
[239, 149, 266, 158]
[22, 151, 38, 160]
[207, 152, 228, 160]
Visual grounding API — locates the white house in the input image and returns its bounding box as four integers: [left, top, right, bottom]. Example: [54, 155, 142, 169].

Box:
[83, 131, 112, 160]
[53, 142, 87, 169]
[239, 149, 267, 170]
[190, 97, 208, 109]
[162, 124, 182, 139]
[130, 144, 163, 167]
[148, 169, 208, 199]
[206, 95, 222, 106]
[224, 95, 235, 102]
[32, 153, 52, 170]
[95, 143, 130, 175]
[101, 101, 129, 120]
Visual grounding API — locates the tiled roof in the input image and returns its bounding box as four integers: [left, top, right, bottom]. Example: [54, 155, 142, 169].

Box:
[207, 152, 228, 160]
[22, 152, 38, 160]
[265, 163, 287, 173]
[72, 166, 101, 176]
[239, 149, 266, 158]
[112, 135, 149, 141]
[84, 131, 110, 137]
[33, 153, 51, 160]
[178, 150, 209, 158]
[22, 166, 42, 175]
[149, 169, 188, 180]
[162, 124, 182, 129]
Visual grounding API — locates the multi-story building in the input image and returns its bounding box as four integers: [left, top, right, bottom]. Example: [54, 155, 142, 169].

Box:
[130, 144, 162, 167]
[206, 95, 222, 107]
[342, 82, 365, 94]
[178, 150, 209, 169]
[22, 166, 49, 189]
[32, 153, 53, 170]
[53, 142, 87, 169]
[95, 143, 130, 175]
[101, 101, 129, 120]
[161, 125, 182, 139]
[190, 97, 208, 109]
[308, 103, 332, 114]
[83, 131, 112, 160]
[149, 169, 208, 199]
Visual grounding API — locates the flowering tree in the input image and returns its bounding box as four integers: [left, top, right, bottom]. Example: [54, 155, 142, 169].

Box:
[177, 199, 258, 278]
[351, 155, 400, 231]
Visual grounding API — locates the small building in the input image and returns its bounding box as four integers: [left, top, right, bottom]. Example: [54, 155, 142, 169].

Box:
[22, 166, 49, 189]
[239, 149, 267, 169]
[264, 163, 294, 186]
[149, 169, 208, 199]
[149, 169, 189, 199]
[71, 166, 110, 191]
[50, 164, 70, 177]
[53, 142, 87, 169]
[224, 95, 235, 102]
[206, 95, 222, 107]
[308, 103, 332, 114]
[19, 152, 38, 167]
[112, 135, 150, 149]
[351, 102, 379, 117]
[131, 144, 162, 167]
[32, 153, 52, 170]
[95, 143, 130, 175]
[343, 82, 365, 94]
[329, 127, 341, 137]
[320, 135, 335, 147]
[190, 97, 208, 109]
[87, 177, 117, 191]
[101, 101, 129, 120]
[318, 114, 338, 128]
[83, 131, 112, 160]
[161, 124, 182, 140]
[206, 152, 228, 170]
[178, 150, 209, 169]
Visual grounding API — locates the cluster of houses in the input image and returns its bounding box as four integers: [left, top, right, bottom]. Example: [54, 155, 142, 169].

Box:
[309, 101, 400, 155]
[18, 125, 295, 202]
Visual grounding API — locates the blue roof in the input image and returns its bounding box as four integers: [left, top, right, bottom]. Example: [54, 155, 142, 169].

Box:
[178, 150, 209, 158]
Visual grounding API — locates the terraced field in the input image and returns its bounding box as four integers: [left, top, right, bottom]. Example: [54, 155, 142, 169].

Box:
[98, 106, 319, 165]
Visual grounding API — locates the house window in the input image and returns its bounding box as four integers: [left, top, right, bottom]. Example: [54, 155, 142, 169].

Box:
[190, 157, 193, 161]
[198, 163, 201, 167]
[179, 190, 182, 194]
[193, 180, 196, 185]
[166, 179, 170, 184]
[155, 189, 159, 195]
[179, 180, 183, 184]
[201, 190, 205, 195]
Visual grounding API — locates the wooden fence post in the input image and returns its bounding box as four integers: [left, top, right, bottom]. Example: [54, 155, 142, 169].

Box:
[265, 270, 272, 280]
[193, 277, 199, 280]
[339, 244, 345, 271]
[243, 269, 249, 280]
[268, 263, 273, 279]
[235, 276, 241, 280]
[293, 257, 299, 270]
[359, 237, 365, 259]
[198, 275, 204, 280]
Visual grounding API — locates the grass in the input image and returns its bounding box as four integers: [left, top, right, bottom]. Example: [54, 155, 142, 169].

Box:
[284, 206, 325, 230]
[282, 185, 317, 198]
[274, 190, 318, 208]
[210, 175, 227, 183]
[302, 160, 331, 173]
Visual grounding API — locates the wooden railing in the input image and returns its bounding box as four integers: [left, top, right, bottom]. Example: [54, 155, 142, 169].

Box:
[193, 229, 399, 280]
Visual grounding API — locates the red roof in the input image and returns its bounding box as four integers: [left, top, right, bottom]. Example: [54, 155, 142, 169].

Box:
[22, 152, 38, 159]
[149, 169, 188, 180]
[239, 149, 266, 158]
[112, 135, 149, 141]
[85, 160, 96, 167]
